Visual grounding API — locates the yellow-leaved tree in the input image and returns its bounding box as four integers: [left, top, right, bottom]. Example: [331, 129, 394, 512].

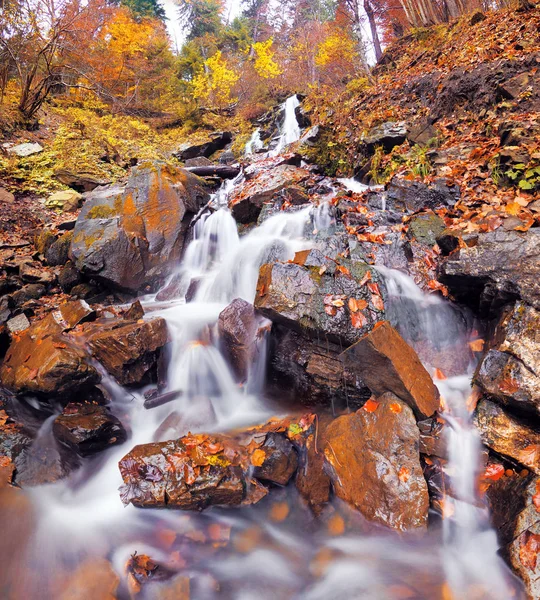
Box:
[192, 50, 239, 108]
[315, 29, 358, 85]
[252, 38, 283, 79]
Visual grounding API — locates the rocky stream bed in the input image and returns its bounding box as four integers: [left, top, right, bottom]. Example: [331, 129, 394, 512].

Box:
[1, 99, 540, 599]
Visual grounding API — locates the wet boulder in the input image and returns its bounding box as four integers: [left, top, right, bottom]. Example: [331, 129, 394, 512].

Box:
[53, 403, 127, 457]
[252, 432, 298, 486]
[266, 325, 371, 408]
[0, 392, 33, 464]
[418, 417, 447, 458]
[475, 302, 540, 416]
[174, 132, 232, 161]
[294, 413, 332, 514]
[323, 393, 429, 531]
[340, 321, 440, 420]
[85, 317, 168, 386]
[229, 165, 310, 224]
[71, 162, 209, 292]
[218, 298, 258, 382]
[118, 434, 248, 509]
[375, 177, 459, 214]
[485, 466, 540, 600]
[255, 260, 386, 347]
[439, 229, 540, 314]
[0, 308, 99, 397]
[474, 399, 540, 475]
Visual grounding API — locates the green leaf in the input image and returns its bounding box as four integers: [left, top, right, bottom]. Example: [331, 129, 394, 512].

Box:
[519, 179, 534, 190]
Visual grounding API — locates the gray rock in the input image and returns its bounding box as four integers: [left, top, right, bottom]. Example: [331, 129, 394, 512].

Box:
[174, 132, 232, 161]
[363, 121, 408, 154]
[475, 302, 540, 416]
[8, 143, 43, 157]
[229, 164, 310, 223]
[255, 259, 387, 346]
[440, 229, 540, 314]
[70, 162, 209, 292]
[6, 313, 30, 334]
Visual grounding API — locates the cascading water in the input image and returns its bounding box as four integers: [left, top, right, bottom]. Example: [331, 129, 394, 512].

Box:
[270, 95, 302, 156]
[0, 135, 524, 599]
[245, 129, 263, 155]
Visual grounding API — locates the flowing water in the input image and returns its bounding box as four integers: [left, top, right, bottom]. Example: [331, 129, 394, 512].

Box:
[0, 104, 524, 599]
[270, 95, 301, 156]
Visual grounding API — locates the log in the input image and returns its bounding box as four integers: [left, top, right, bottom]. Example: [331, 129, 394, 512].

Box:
[144, 390, 183, 410]
[184, 165, 241, 179]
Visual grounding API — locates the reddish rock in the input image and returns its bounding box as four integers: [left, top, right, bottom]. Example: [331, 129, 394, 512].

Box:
[86, 317, 168, 385]
[229, 165, 310, 224]
[53, 402, 127, 456]
[0, 311, 99, 397]
[118, 434, 248, 509]
[218, 298, 257, 382]
[340, 321, 440, 420]
[474, 399, 540, 475]
[323, 393, 429, 531]
[294, 414, 332, 514]
[418, 417, 447, 458]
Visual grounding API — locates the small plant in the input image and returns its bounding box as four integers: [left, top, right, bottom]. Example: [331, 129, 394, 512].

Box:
[407, 145, 432, 179]
[490, 156, 502, 186]
[368, 146, 388, 184]
[506, 163, 540, 191]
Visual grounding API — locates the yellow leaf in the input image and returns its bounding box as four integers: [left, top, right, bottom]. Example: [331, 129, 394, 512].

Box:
[251, 449, 266, 467]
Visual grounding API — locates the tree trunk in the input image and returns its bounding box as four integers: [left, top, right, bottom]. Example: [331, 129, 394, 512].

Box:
[364, 0, 383, 62]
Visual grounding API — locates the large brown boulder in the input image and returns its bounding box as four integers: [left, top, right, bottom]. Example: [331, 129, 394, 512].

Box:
[475, 302, 540, 416]
[71, 162, 209, 292]
[229, 165, 309, 223]
[323, 393, 429, 531]
[0, 301, 168, 397]
[85, 317, 168, 386]
[340, 321, 440, 420]
[474, 399, 540, 475]
[0, 309, 99, 397]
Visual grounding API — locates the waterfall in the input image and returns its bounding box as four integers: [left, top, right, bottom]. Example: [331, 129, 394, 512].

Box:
[270, 95, 302, 156]
[245, 128, 263, 155]
[6, 142, 522, 600]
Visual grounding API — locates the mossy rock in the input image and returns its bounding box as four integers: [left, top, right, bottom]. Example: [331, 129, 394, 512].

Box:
[408, 212, 446, 246]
